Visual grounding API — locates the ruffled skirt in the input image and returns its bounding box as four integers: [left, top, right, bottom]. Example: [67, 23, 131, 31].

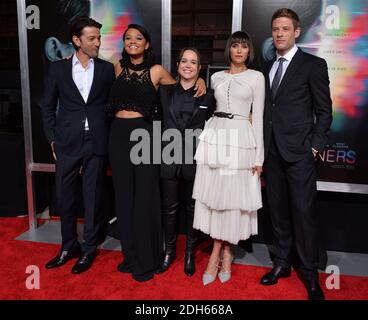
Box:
[192, 117, 262, 244]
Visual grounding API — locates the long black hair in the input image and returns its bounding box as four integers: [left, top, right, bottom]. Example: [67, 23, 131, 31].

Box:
[120, 24, 156, 68]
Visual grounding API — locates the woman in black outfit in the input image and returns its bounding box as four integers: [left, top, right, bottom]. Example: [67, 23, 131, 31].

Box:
[108, 25, 205, 282]
[156, 48, 215, 276]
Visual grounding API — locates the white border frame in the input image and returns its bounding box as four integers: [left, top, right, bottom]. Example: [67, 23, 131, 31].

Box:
[317, 181, 368, 194]
[17, 0, 37, 230]
[232, 0, 243, 32]
[162, 0, 172, 72]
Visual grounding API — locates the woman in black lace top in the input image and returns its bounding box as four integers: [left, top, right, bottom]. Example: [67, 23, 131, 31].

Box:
[108, 24, 205, 282]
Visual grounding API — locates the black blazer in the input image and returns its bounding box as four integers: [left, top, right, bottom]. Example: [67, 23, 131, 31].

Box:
[42, 58, 115, 156]
[263, 48, 333, 162]
[159, 84, 215, 180]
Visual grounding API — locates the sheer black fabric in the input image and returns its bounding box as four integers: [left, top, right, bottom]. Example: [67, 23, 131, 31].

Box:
[107, 67, 160, 120]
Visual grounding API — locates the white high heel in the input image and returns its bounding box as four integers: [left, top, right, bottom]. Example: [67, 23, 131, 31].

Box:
[218, 255, 233, 283]
[202, 259, 220, 286]
[202, 272, 217, 286]
[218, 269, 231, 283]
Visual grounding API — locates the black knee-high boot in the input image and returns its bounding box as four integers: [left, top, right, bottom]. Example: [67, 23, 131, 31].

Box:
[156, 178, 179, 274]
[156, 214, 177, 274]
[184, 193, 197, 276]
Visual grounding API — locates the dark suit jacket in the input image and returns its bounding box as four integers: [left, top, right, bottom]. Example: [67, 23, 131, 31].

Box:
[263, 48, 333, 162]
[159, 84, 215, 180]
[42, 58, 115, 156]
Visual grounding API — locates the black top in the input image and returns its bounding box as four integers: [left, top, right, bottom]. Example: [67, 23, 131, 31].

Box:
[108, 66, 159, 118]
[172, 84, 196, 130]
[159, 84, 216, 180]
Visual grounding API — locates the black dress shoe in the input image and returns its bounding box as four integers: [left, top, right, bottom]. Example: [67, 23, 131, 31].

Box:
[45, 248, 81, 269]
[133, 271, 154, 282]
[71, 253, 95, 274]
[260, 266, 291, 285]
[117, 260, 132, 273]
[155, 252, 176, 274]
[305, 279, 325, 300]
[184, 252, 195, 276]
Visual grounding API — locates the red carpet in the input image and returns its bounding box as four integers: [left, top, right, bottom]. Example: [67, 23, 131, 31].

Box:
[0, 217, 367, 300]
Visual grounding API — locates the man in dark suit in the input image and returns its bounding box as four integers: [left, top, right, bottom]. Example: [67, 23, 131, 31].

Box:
[156, 51, 215, 276]
[42, 17, 115, 274]
[260, 8, 332, 300]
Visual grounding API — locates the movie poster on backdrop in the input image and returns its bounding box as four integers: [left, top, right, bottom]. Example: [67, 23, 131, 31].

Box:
[26, 0, 162, 163]
[243, 0, 368, 186]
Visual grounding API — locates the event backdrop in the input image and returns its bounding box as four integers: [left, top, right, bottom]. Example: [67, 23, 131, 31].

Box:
[24, 0, 367, 188]
[243, 0, 368, 186]
[26, 0, 162, 163]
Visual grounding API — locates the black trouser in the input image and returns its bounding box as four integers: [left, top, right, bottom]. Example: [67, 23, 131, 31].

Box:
[55, 131, 106, 255]
[161, 175, 197, 255]
[109, 117, 162, 281]
[264, 134, 319, 280]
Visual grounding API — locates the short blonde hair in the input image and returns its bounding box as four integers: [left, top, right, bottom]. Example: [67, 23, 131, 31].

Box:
[271, 8, 300, 30]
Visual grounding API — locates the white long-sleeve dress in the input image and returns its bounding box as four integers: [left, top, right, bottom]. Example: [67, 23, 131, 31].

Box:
[192, 69, 265, 244]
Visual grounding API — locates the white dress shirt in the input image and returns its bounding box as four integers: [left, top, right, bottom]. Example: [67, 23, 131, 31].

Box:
[269, 44, 298, 85]
[72, 54, 94, 131]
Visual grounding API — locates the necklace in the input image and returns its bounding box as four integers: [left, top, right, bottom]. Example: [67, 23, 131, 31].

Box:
[126, 60, 147, 71]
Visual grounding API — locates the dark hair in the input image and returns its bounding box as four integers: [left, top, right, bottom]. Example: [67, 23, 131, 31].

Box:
[271, 8, 300, 30]
[177, 47, 201, 81]
[177, 47, 201, 66]
[224, 31, 254, 66]
[120, 24, 156, 68]
[69, 16, 102, 50]
[60, 0, 90, 26]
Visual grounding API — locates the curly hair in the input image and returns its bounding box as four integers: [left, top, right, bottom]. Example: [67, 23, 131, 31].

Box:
[120, 24, 156, 68]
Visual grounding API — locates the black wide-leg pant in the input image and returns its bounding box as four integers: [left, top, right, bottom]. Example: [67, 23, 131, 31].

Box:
[109, 117, 162, 282]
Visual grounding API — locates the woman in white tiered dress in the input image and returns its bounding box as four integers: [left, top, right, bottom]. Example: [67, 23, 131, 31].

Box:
[192, 31, 265, 285]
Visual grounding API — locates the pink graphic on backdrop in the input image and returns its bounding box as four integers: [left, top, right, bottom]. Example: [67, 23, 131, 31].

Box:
[299, 4, 368, 130]
[91, 0, 141, 64]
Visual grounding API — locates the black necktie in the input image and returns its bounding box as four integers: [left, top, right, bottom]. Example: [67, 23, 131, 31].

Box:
[271, 57, 286, 99]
